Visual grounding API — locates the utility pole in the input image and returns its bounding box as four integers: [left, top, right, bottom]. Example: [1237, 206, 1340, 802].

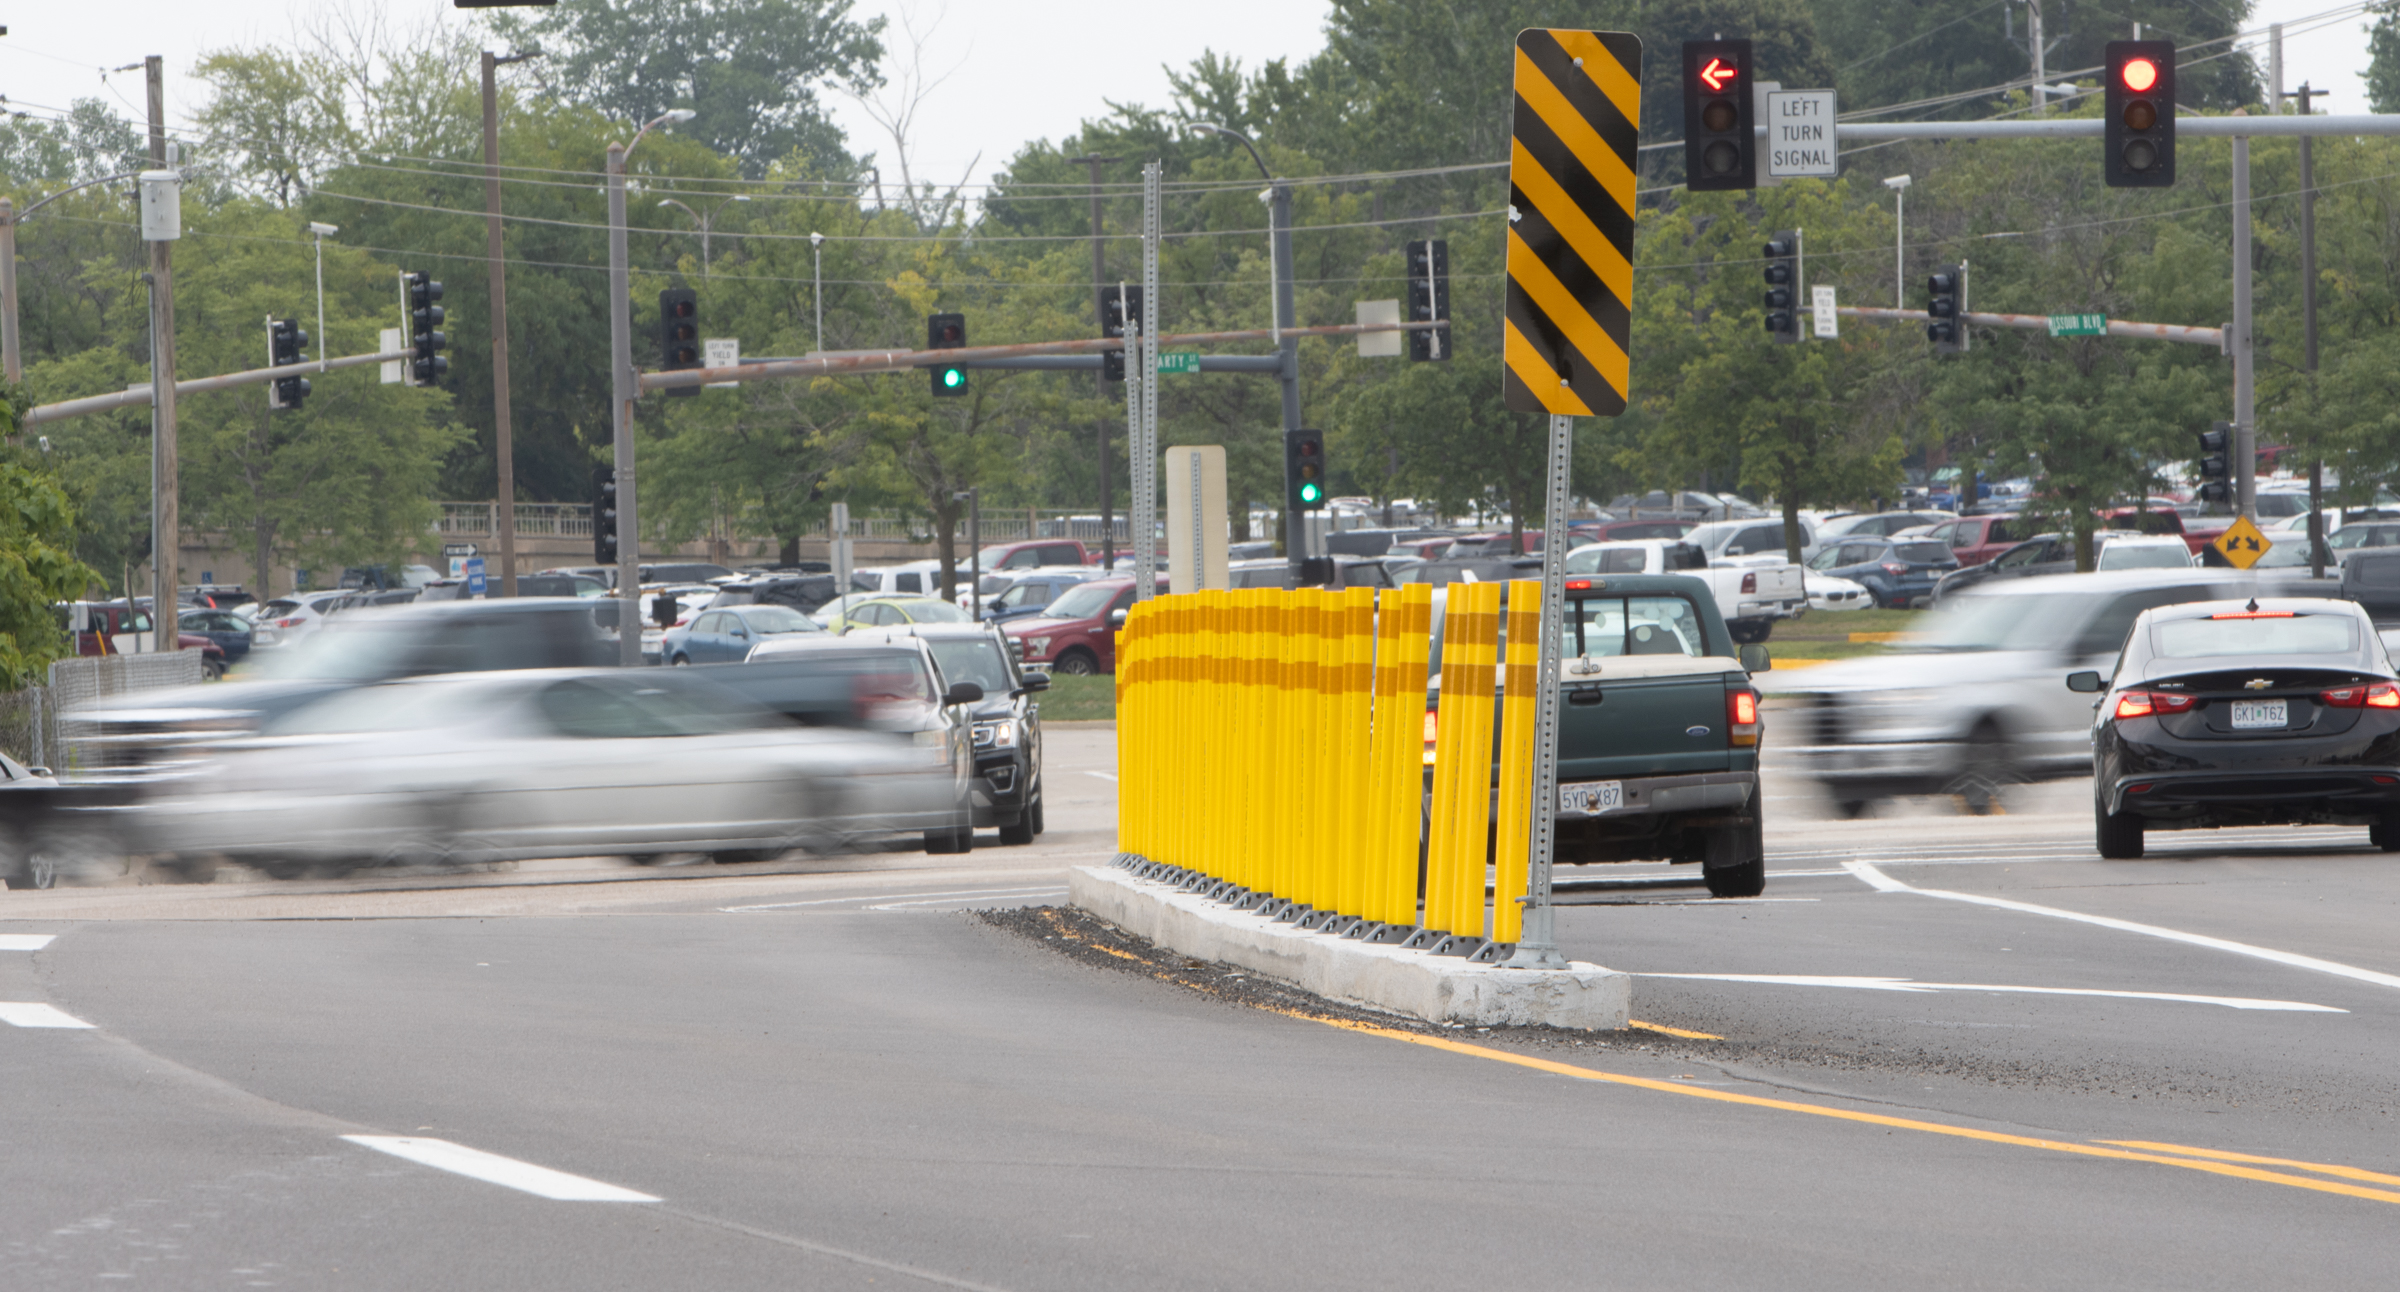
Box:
[483, 49, 538, 598]
[2029, 0, 2046, 114]
[607, 138, 637, 661]
[145, 56, 177, 649]
[2299, 82, 2325, 576]
[0, 197, 18, 384]
[1070, 154, 1120, 567]
[2232, 117, 2256, 520]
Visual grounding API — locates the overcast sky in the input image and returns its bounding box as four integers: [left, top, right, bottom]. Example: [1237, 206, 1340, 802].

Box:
[0, 0, 2379, 188]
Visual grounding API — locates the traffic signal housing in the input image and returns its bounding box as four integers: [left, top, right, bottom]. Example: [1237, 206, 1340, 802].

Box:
[1405, 239, 1451, 361]
[1762, 231, 1800, 344]
[1285, 428, 1327, 514]
[1682, 39, 1754, 191]
[593, 466, 620, 565]
[406, 272, 446, 387]
[659, 288, 700, 398]
[1100, 285, 1142, 382]
[1926, 265, 1968, 354]
[267, 317, 310, 410]
[2105, 40, 2176, 187]
[2196, 423, 2232, 506]
[927, 312, 968, 396]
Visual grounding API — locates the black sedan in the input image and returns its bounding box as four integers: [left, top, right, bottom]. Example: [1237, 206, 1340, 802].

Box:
[2072, 597, 2400, 858]
[1804, 537, 1959, 609]
[179, 608, 255, 666]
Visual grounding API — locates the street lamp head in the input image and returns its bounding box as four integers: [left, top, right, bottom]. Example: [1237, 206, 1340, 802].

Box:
[1883, 174, 1913, 191]
[659, 109, 697, 126]
[307, 222, 338, 237]
[810, 232, 824, 248]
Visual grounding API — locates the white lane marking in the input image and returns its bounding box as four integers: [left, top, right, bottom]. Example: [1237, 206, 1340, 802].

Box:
[343, 1136, 658, 1201]
[0, 1002, 95, 1028]
[723, 885, 1071, 914]
[1082, 770, 1117, 782]
[1638, 973, 2345, 1012]
[864, 888, 1067, 911]
[1845, 859, 2400, 992]
[0, 935, 57, 951]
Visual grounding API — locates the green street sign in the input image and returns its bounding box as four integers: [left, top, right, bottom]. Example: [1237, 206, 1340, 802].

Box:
[1156, 351, 1201, 375]
[2047, 313, 2107, 337]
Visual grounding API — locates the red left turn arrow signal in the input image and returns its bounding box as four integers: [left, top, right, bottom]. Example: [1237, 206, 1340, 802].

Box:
[1699, 57, 1736, 92]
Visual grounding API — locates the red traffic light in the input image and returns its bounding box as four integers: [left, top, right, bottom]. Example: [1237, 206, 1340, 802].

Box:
[2120, 57, 2158, 93]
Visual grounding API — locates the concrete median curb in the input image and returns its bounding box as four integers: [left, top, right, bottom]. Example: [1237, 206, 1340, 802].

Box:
[1068, 865, 1630, 1030]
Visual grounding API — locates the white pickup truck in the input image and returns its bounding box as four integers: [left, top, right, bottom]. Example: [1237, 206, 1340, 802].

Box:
[1561, 540, 1807, 643]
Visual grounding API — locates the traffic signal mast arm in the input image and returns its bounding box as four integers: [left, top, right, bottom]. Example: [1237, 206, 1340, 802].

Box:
[635, 318, 1451, 393]
[1837, 305, 2225, 349]
[25, 343, 416, 426]
[1752, 114, 2400, 142]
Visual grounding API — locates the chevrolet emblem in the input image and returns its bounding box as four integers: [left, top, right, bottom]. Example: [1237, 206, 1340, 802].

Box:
[2245, 678, 2273, 691]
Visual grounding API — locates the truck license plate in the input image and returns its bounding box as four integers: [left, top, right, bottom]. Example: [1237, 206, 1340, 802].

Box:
[2230, 699, 2287, 730]
[1559, 781, 1623, 815]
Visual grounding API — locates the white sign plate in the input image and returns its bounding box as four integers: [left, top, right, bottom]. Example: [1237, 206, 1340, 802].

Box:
[1767, 90, 1839, 178]
[1811, 285, 1839, 338]
[703, 338, 739, 389]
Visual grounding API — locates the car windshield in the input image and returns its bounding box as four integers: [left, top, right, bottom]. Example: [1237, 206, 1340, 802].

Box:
[2097, 544, 2192, 571]
[2254, 494, 2311, 519]
[743, 605, 818, 634]
[2153, 613, 2358, 657]
[1042, 583, 1119, 620]
[2328, 525, 2400, 550]
[1565, 595, 1707, 658]
[1908, 592, 2099, 652]
[928, 637, 1015, 693]
[258, 600, 302, 619]
[891, 599, 968, 623]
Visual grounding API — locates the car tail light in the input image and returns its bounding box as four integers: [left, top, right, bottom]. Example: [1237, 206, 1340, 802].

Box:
[1879, 562, 1909, 576]
[1739, 572, 1757, 594]
[2318, 683, 2400, 709]
[1727, 688, 1760, 747]
[2210, 610, 2295, 619]
[2373, 683, 2400, 709]
[276, 617, 304, 628]
[1565, 579, 1592, 591]
[2114, 690, 2196, 720]
[1423, 708, 1440, 765]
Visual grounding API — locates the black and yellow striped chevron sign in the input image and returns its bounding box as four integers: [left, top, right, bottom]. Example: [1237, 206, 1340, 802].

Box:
[1504, 29, 1642, 417]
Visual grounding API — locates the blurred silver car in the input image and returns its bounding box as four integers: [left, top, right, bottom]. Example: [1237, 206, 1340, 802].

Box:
[135, 669, 962, 875]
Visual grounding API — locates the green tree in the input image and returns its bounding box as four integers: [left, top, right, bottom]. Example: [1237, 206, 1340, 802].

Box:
[486, 0, 883, 178]
[0, 445, 104, 687]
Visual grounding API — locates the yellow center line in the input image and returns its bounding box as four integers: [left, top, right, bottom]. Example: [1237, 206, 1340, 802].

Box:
[1299, 1015, 2400, 1209]
[2101, 1141, 2400, 1188]
[1628, 1019, 1723, 1040]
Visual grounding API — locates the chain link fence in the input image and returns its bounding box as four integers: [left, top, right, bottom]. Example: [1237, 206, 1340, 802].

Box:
[1, 654, 207, 777]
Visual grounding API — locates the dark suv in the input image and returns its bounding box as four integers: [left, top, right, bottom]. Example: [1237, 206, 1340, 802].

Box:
[845, 622, 1049, 845]
[1807, 537, 1961, 609]
[707, 574, 842, 616]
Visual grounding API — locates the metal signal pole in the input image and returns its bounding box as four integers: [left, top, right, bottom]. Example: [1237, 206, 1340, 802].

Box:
[144, 56, 178, 648]
[483, 49, 540, 598]
[1070, 153, 1120, 567]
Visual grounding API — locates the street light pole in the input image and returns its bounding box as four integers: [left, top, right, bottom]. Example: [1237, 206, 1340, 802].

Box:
[484, 48, 539, 599]
[955, 489, 980, 620]
[606, 108, 694, 665]
[809, 232, 824, 353]
[1883, 174, 1911, 309]
[1069, 153, 1121, 567]
[1193, 123, 1308, 575]
[658, 195, 748, 275]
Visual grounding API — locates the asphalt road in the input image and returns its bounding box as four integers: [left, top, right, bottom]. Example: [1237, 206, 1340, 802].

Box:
[7, 723, 2400, 1288]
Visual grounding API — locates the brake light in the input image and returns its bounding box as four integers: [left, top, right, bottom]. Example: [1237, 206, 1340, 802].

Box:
[1565, 579, 1591, 591]
[2372, 683, 2400, 709]
[2210, 610, 2295, 619]
[1880, 562, 1909, 575]
[1727, 688, 1760, 746]
[2114, 690, 2196, 720]
[276, 617, 304, 628]
[1423, 708, 1440, 765]
[1740, 572, 1757, 594]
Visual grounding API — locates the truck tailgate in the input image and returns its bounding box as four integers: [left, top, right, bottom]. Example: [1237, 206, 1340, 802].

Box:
[1557, 664, 1739, 781]
[1747, 565, 1803, 599]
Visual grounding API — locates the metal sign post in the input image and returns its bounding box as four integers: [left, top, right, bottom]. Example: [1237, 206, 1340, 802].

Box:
[1132, 162, 1163, 601]
[1509, 411, 1577, 970]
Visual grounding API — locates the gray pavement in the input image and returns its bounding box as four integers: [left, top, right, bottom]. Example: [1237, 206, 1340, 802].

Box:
[8, 726, 2400, 1288]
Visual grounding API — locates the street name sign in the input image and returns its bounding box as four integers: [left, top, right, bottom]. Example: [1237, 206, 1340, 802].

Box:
[1503, 29, 1641, 416]
[2212, 515, 2271, 569]
[1766, 90, 1838, 177]
[2047, 313, 2107, 337]
[1157, 351, 1201, 375]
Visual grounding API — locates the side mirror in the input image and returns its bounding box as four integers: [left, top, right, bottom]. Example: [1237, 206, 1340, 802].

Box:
[2066, 670, 2106, 693]
[1107, 610, 1127, 630]
[945, 681, 985, 706]
[26, 766, 52, 778]
[1016, 672, 1052, 694]
[1738, 644, 1772, 673]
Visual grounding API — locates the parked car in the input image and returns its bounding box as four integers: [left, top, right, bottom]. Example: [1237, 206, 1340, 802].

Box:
[1680, 517, 1823, 565]
[976, 539, 1093, 569]
[1225, 540, 1278, 561]
[1782, 570, 2258, 816]
[820, 595, 971, 635]
[248, 589, 355, 650]
[1607, 490, 1766, 521]
[849, 563, 947, 597]
[1384, 536, 1457, 560]
[982, 568, 1099, 623]
[845, 621, 1049, 845]
[1569, 518, 1700, 544]
[1444, 531, 1548, 557]
[1, 748, 141, 889]
[1936, 531, 2201, 601]
[179, 609, 255, 667]
[542, 562, 737, 590]
[60, 600, 158, 656]
[1394, 556, 1545, 587]
[179, 584, 255, 611]
[1815, 510, 1958, 542]
[1325, 527, 1452, 557]
[705, 573, 842, 616]
[338, 564, 439, 592]
[517, 574, 608, 599]
[663, 603, 824, 665]
[1564, 540, 1807, 643]
[2096, 506, 2229, 557]
[1224, 557, 1396, 590]
[1807, 573, 1872, 612]
[1001, 575, 1166, 675]
[1806, 537, 1960, 609]
[2074, 596, 2400, 857]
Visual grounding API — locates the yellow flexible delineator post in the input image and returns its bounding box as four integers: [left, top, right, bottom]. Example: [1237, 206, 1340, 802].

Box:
[1334, 587, 1375, 920]
[1432, 582, 1502, 937]
[1115, 601, 1142, 857]
[1388, 584, 1436, 927]
[1492, 581, 1544, 945]
[1360, 588, 1396, 922]
[1422, 589, 1462, 935]
[1201, 590, 1226, 881]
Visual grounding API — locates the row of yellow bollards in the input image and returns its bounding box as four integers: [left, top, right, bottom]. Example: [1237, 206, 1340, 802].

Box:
[1116, 582, 1544, 943]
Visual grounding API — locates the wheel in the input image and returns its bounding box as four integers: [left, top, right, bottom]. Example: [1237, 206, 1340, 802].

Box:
[670, 654, 692, 667]
[923, 826, 973, 854]
[1053, 649, 1099, 676]
[2095, 794, 2145, 859]
[3, 839, 55, 890]
[1835, 798, 1875, 820]
[998, 814, 1034, 846]
[1028, 798, 1045, 837]
[2371, 813, 2400, 852]
[713, 848, 782, 864]
[1727, 618, 1771, 645]
[1703, 857, 1766, 898]
[202, 656, 227, 681]
[1952, 719, 2017, 816]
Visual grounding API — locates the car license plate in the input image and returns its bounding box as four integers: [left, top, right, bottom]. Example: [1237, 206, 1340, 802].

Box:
[2230, 699, 2287, 730]
[1559, 781, 1623, 815]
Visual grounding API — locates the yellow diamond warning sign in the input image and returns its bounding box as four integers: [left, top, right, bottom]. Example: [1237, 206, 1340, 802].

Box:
[2211, 515, 2272, 570]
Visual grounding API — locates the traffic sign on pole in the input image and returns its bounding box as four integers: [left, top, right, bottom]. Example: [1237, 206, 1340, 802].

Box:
[1503, 29, 1642, 416]
[1766, 90, 1839, 178]
[2212, 516, 2271, 569]
[2047, 313, 2107, 336]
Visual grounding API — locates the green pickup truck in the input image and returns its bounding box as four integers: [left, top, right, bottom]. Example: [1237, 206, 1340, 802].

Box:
[1428, 573, 1770, 898]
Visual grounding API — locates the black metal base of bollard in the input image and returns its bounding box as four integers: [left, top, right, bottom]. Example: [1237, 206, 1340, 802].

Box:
[1467, 940, 1517, 964]
[1230, 889, 1266, 912]
[1254, 897, 1295, 920]
[1429, 935, 1488, 958]
[1315, 914, 1363, 937]
[1360, 923, 1417, 944]
[1398, 926, 1448, 951]
[1273, 903, 1312, 925]
[1294, 908, 1338, 931]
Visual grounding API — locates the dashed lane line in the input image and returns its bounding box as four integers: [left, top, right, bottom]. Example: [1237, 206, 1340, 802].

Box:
[1082, 770, 1118, 782]
[1637, 973, 2344, 1012]
[0, 1002, 95, 1028]
[342, 1136, 658, 1202]
[1845, 859, 2400, 993]
[0, 934, 58, 951]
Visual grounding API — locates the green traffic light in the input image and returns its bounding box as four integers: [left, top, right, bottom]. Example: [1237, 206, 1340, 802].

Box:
[942, 367, 964, 388]
[1299, 482, 1322, 504]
